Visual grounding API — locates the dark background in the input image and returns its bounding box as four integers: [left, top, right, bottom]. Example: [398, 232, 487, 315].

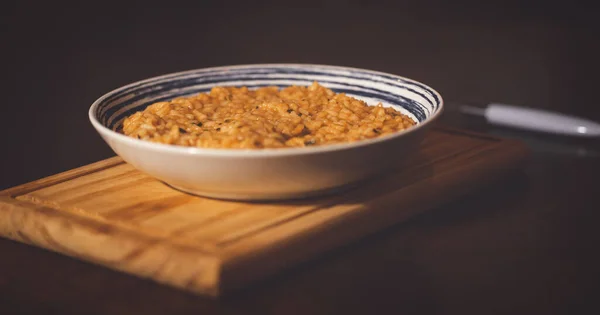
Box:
[2, 0, 599, 189]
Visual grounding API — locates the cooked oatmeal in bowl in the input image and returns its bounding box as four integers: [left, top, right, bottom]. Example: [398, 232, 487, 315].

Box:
[90, 64, 442, 200]
[121, 82, 416, 149]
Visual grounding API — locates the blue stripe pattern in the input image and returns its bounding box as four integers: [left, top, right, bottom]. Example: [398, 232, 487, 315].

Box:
[93, 64, 441, 131]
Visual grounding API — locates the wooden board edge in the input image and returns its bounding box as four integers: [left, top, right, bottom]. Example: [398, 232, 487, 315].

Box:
[0, 128, 529, 297]
[217, 139, 529, 294]
[0, 196, 224, 297]
[0, 156, 125, 197]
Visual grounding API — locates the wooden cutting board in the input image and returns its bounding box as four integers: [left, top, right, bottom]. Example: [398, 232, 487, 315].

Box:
[0, 127, 527, 297]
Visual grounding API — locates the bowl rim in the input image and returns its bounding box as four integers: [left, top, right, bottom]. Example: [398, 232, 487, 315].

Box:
[89, 63, 444, 157]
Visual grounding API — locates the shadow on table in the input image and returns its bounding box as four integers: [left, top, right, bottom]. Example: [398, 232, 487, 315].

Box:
[218, 171, 529, 313]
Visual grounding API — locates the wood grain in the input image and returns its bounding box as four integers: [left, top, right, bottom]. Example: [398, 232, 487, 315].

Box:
[0, 127, 528, 297]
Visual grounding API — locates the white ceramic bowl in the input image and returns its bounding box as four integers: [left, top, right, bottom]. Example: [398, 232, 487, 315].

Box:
[89, 64, 443, 200]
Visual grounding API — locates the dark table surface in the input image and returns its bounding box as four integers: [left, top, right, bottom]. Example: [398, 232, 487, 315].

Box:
[1, 1, 599, 314]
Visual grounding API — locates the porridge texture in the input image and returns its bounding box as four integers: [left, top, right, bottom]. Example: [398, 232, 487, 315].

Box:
[121, 82, 416, 149]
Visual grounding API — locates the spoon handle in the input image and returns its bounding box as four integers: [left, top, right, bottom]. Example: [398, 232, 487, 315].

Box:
[458, 102, 600, 137]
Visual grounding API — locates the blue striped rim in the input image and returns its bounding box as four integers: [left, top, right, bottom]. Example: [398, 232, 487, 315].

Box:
[97, 71, 438, 119]
[99, 76, 432, 118]
[100, 65, 440, 105]
[94, 65, 441, 131]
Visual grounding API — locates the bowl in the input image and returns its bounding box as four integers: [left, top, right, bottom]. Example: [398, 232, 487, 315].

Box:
[89, 64, 443, 200]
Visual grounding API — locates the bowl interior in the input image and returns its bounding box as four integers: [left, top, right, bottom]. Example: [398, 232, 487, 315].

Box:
[92, 64, 442, 134]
